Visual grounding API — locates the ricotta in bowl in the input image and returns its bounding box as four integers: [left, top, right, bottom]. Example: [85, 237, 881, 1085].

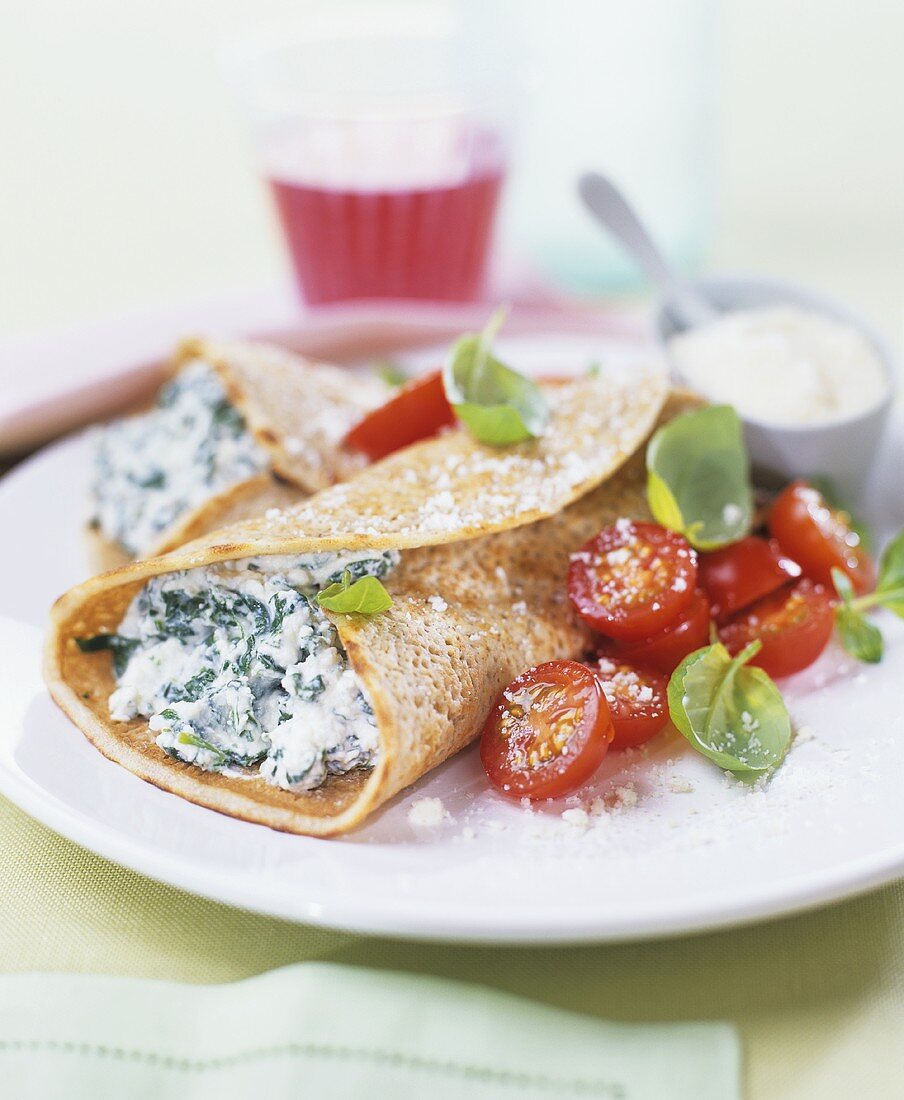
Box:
[668, 305, 889, 427]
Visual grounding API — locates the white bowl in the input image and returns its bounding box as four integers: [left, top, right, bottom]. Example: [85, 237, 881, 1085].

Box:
[654, 274, 898, 501]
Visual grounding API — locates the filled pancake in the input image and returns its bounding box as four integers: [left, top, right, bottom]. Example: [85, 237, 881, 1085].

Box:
[49, 370, 679, 836]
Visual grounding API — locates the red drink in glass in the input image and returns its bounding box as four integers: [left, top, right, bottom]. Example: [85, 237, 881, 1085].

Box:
[267, 128, 505, 305]
[231, 19, 514, 306]
[269, 161, 503, 304]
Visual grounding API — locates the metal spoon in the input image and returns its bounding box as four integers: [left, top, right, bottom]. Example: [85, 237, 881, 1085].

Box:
[578, 171, 717, 331]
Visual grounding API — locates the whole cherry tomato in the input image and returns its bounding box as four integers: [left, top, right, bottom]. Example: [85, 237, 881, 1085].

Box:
[769, 481, 874, 596]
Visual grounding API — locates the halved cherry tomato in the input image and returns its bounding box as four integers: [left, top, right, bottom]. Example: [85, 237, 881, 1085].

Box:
[769, 481, 875, 596]
[699, 536, 801, 623]
[567, 520, 697, 641]
[606, 589, 712, 675]
[588, 659, 669, 749]
[343, 369, 456, 461]
[480, 660, 614, 800]
[718, 578, 835, 679]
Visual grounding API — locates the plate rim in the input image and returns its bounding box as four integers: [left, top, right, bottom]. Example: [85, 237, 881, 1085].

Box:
[1, 710, 903, 944]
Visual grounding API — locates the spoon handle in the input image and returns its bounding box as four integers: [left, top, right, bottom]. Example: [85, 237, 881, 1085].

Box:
[578, 172, 717, 329]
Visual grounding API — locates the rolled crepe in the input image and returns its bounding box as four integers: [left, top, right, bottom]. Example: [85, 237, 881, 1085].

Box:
[88, 338, 389, 568]
[48, 374, 685, 837]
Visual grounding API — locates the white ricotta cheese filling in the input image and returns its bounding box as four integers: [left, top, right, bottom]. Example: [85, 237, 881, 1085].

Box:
[105, 550, 399, 791]
[90, 359, 269, 556]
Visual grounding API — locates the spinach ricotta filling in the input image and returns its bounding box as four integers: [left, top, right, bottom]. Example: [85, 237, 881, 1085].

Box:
[90, 360, 268, 556]
[99, 550, 398, 791]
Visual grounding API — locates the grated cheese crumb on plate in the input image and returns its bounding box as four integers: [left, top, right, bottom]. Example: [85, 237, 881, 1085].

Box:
[408, 797, 448, 827]
[668, 776, 695, 794]
[613, 784, 638, 809]
[561, 807, 590, 829]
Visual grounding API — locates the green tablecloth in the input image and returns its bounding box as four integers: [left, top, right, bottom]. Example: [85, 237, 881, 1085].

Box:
[1, 796, 902, 1098]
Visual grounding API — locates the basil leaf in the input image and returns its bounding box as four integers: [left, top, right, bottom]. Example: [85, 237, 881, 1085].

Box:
[646, 405, 753, 550]
[834, 566, 886, 663]
[443, 308, 549, 446]
[668, 641, 791, 774]
[876, 529, 904, 617]
[835, 605, 883, 663]
[374, 360, 407, 388]
[316, 570, 393, 616]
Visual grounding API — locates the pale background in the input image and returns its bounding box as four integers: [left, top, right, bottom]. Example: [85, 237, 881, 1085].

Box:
[1, 0, 901, 344]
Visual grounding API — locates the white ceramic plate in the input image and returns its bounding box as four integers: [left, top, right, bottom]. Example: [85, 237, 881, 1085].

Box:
[2, 335, 903, 943]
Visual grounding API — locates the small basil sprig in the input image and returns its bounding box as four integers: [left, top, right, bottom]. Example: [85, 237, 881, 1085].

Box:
[668, 640, 792, 774]
[443, 308, 549, 446]
[831, 529, 904, 663]
[646, 405, 753, 550]
[316, 571, 393, 615]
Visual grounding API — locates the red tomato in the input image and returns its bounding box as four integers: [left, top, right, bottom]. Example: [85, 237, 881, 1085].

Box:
[608, 589, 712, 675]
[718, 579, 835, 679]
[699, 536, 801, 623]
[769, 481, 874, 596]
[343, 370, 456, 461]
[567, 521, 698, 641]
[589, 659, 669, 749]
[480, 660, 614, 800]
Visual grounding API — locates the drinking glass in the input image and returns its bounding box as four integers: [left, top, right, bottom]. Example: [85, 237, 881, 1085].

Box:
[230, 8, 514, 305]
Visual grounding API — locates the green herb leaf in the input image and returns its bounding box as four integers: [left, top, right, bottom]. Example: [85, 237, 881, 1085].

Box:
[835, 604, 883, 663]
[443, 308, 549, 446]
[834, 565, 886, 663]
[831, 566, 855, 605]
[374, 360, 408, 388]
[836, 530, 904, 662]
[316, 570, 393, 616]
[176, 732, 229, 765]
[646, 405, 753, 550]
[875, 529, 904, 617]
[667, 640, 792, 774]
[75, 633, 140, 677]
